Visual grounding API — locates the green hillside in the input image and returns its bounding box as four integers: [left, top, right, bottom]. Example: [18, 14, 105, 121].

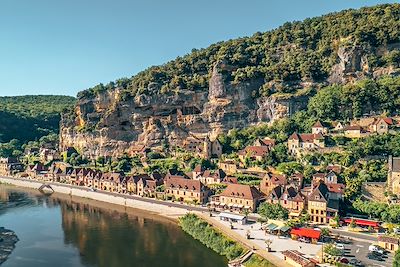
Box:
[0, 95, 76, 149]
[78, 4, 399, 99]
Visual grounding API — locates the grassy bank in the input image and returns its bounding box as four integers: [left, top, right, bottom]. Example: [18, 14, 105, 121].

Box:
[179, 213, 245, 260]
[179, 214, 274, 266]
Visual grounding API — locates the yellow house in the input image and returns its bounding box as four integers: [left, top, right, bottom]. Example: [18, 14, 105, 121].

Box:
[218, 160, 238, 175]
[378, 236, 400, 252]
[307, 182, 339, 224]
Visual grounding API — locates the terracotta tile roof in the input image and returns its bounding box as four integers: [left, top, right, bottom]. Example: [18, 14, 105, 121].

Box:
[312, 120, 328, 128]
[265, 173, 287, 185]
[165, 177, 205, 192]
[220, 184, 263, 200]
[282, 250, 315, 267]
[193, 165, 204, 172]
[327, 183, 345, 194]
[326, 165, 342, 174]
[222, 176, 238, 184]
[308, 182, 329, 202]
[238, 146, 270, 157]
[344, 125, 363, 131]
[289, 133, 324, 142]
[378, 235, 399, 244]
[383, 117, 394, 125]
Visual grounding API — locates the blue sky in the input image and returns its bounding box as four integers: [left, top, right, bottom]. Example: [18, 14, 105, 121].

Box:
[0, 0, 397, 97]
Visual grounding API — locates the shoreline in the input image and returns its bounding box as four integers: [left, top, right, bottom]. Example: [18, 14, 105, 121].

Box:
[0, 176, 286, 267]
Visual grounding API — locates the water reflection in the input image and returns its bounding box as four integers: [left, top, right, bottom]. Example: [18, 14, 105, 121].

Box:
[0, 186, 227, 267]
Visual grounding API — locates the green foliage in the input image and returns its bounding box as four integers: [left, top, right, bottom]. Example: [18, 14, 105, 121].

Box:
[308, 76, 400, 120]
[258, 202, 289, 220]
[276, 162, 303, 176]
[79, 4, 399, 99]
[324, 244, 342, 256]
[179, 214, 245, 260]
[244, 254, 274, 267]
[0, 95, 75, 143]
[352, 199, 400, 223]
[394, 249, 400, 267]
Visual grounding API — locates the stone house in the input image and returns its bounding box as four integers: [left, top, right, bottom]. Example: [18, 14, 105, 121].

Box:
[218, 184, 264, 213]
[307, 181, 339, 224]
[194, 169, 228, 185]
[260, 172, 287, 196]
[238, 146, 270, 162]
[378, 236, 400, 252]
[164, 176, 210, 204]
[311, 121, 329, 135]
[218, 159, 238, 175]
[268, 185, 305, 218]
[344, 125, 365, 138]
[387, 156, 400, 195]
[0, 158, 24, 176]
[288, 133, 325, 156]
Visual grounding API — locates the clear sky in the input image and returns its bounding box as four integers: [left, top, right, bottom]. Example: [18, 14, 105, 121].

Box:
[0, 0, 397, 97]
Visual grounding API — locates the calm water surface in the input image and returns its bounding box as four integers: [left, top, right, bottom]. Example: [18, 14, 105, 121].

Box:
[0, 186, 227, 267]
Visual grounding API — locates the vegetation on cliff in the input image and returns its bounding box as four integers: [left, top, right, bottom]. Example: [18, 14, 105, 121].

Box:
[79, 4, 399, 99]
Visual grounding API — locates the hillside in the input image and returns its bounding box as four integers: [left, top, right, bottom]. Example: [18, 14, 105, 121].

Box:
[61, 4, 400, 159]
[0, 95, 76, 144]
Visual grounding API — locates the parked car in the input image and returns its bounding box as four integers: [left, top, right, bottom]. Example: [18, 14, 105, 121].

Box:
[339, 257, 349, 264]
[335, 243, 345, 250]
[367, 252, 383, 261]
[298, 237, 310, 243]
[369, 244, 385, 254]
[394, 228, 400, 235]
[349, 258, 364, 266]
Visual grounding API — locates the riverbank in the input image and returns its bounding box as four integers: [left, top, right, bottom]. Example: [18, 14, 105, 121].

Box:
[0, 176, 286, 266]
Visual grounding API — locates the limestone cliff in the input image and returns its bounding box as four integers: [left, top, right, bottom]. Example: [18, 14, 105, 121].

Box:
[60, 43, 398, 159]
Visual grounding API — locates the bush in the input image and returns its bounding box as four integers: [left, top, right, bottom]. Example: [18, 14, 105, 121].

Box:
[179, 213, 245, 260]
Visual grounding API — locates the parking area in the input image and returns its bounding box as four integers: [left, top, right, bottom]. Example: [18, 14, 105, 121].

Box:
[334, 238, 393, 267]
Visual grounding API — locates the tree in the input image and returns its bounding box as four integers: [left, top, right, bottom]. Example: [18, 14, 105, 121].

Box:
[258, 202, 289, 220]
[265, 239, 273, 252]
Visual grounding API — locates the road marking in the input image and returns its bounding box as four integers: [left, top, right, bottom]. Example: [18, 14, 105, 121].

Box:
[356, 248, 360, 253]
[356, 244, 364, 247]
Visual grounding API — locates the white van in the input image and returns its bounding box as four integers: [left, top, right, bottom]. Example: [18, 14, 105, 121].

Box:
[369, 244, 384, 254]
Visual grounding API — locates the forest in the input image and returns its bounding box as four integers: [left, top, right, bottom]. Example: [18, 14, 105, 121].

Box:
[0, 95, 75, 157]
[78, 4, 399, 99]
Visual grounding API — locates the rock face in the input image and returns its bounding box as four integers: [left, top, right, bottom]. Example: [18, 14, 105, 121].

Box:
[60, 44, 399, 159]
[0, 227, 19, 264]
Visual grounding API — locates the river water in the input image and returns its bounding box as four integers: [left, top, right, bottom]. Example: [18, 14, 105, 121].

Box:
[0, 185, 227, 267]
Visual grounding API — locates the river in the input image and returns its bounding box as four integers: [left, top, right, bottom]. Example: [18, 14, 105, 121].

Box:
[0, 185, 227, 267]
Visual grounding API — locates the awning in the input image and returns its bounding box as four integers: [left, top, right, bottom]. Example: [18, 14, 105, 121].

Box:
[290, 228, 321, 239]
[237, 204, 244, 208]
[227, 203, 234, 207]
[244, 205, 251, 209]
[219, 212, 246, 221]
[266, 223, 278, 231]
[278, 225, 291, 232]
[232, 204, 238, 208]
[214, 202, 220, 206]
[343, 218, 380, 227]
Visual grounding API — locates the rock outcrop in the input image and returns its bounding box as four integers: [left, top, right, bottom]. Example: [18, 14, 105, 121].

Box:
[60, 42, 399, 159]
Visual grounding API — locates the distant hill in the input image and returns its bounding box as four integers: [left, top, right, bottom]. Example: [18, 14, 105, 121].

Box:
[0, 95, 76, 144]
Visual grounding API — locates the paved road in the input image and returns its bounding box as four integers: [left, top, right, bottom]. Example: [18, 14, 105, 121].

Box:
[331, 228, 378, 242]
[344, 238, 393, 267]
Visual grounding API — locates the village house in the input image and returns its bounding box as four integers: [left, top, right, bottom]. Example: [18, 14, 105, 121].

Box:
[26, 163, 48, 179]
[136, 173, 164, 197]
[101, 172, 124, 192]
[268, 185, 305, 218]
[344, 125, 366, 138]
[282, 250, 316, 267]
[183, 136, 222, 159]
[288, 133, 325, 156]
[238, 146, 270, 162]
[39, 148, 60, 162]
[216, 184, 264, 213]
[311, 121, 329, 135]
[378, 236, 400, 252]
[387, 156, 400, 195]
[0, 158, 24, 176]
[253, 137, 276, 148]
[260, 172, 287, 196]
[164, 176, 210, 204]
[331, 121, 344, 132]
[307, 181, 339, 224]
[218, 159, 238, 175]
[192, 167, 228, 185]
